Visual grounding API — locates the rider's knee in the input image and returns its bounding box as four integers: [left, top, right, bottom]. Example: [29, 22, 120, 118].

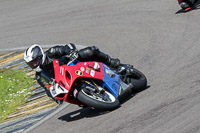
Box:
[78, 46, 99, 59]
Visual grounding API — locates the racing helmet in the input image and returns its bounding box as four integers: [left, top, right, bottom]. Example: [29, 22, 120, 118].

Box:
[178, 0, 192, 9]
[179, 2, 190, 9]
[24, 44, 46, 72]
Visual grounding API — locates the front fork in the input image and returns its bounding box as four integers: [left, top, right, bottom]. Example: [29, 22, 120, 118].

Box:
[73, 80, 105, 98]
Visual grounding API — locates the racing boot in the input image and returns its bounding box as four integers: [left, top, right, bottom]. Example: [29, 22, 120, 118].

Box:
[117, 64, 134, 84]
[117, 64, 135, 75]
[109, 58, 120, 68]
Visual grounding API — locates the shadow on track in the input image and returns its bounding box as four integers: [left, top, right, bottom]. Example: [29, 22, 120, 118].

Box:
[175, 1, 200, 14]
[58, 107, 110, 122]
[119, 85, 150, 104]
[58, 86, 150, 122]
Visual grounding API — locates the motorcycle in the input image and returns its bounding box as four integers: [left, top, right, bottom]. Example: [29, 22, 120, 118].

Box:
[45, 55, 147, 110]
[177, 0, 198, 11]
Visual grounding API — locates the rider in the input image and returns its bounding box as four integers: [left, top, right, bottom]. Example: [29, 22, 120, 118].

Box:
[177, 0, 198, 10]
[24, 43, 120, 103]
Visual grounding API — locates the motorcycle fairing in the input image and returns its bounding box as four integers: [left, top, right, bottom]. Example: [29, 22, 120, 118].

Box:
[102, 64, 133, 99]
[53, 60, 104, 103]
[52, 60, 130, 104]
[102, 64, 120, 98]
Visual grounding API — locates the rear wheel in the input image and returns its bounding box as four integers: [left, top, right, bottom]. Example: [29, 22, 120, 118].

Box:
[77, 83, 120, 110]
[129, 68, 147, 93]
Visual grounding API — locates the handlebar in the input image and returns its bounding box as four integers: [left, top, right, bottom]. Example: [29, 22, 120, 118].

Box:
[67, 51, 79, 66]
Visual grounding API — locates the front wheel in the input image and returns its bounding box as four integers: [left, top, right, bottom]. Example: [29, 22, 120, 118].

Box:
[77, 84, 120, 110]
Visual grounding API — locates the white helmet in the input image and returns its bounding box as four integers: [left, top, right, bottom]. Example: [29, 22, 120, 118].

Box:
[24, 44, 46, 72]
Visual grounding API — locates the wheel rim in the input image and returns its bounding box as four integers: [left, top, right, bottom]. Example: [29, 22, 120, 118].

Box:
[81, 89, 116, 103]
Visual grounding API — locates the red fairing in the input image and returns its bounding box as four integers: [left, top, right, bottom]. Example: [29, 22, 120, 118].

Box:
[53, 60, 104, 104]
[178, 0, 183, 3]
[184, 7, 192, 11]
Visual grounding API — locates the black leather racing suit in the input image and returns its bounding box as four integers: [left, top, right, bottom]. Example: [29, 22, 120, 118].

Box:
[35, 43, 120, 100]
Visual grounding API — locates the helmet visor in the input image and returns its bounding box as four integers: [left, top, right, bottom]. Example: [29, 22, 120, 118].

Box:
[26, 56, 42, 69]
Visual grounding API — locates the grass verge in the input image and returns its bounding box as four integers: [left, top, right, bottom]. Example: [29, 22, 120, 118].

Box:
[0, 68, 34, 122]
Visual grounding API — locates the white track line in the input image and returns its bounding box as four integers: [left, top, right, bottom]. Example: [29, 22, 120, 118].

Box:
[0, 44, 86, 132]
[0, 44, 86, 52]
[23, 103, 69, 133]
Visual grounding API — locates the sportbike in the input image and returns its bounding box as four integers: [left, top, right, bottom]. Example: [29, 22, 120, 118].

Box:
[44, 56, 147, 110]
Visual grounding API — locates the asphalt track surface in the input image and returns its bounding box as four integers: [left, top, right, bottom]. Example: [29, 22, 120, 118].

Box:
[1, 0, 200, 133]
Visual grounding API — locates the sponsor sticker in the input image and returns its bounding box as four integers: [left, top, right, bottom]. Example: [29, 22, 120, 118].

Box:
[86, 68, 90, 74]
[75, 70, 83, 76]
[90, 70, 95, 77]
[80, 67, 85, 72]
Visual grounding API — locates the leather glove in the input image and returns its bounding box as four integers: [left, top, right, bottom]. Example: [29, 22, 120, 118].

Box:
[67, 50, 79, 65]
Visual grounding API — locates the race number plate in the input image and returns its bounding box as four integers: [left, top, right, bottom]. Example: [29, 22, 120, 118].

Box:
[50, 83, 68, 98]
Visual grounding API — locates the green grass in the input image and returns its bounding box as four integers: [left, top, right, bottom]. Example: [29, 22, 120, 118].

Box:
[0, 69, 34, 122]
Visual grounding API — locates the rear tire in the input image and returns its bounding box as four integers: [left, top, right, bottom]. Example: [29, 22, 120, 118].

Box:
[129, 68, 147, 93]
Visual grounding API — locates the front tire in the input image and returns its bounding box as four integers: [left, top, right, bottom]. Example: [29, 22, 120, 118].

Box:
[77, 85, 120, 110]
